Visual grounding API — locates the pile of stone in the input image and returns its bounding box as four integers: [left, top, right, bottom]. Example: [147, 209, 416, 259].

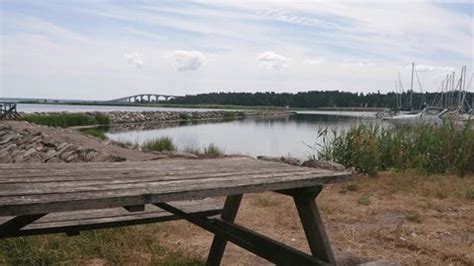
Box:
[104, 110, 289, 124]
[18, 110, 289, 125]
[0, 124, 124, 163]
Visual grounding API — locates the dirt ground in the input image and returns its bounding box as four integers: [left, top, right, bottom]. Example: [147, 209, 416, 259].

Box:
[157, 172, 473, 265]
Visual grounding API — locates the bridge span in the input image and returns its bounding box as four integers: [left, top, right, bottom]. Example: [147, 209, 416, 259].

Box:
[110, 94, 182, 103]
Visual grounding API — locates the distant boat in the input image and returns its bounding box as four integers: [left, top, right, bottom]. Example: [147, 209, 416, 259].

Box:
[383, 107, 448, 126]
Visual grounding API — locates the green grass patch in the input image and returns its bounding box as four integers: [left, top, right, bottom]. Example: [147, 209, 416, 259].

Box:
[142, 137, 176, 152]
[80, 126, 110, 140]
[23, 113, 110, 128]
[0, 226, 204, 265]
[317, 122, 474, 177]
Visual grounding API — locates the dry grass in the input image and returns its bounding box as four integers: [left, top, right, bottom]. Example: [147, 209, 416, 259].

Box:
[159, 171, 473, 265]
[1, 171, 472, 265]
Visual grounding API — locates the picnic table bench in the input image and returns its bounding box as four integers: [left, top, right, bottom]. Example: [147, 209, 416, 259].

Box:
[0, 157, 351, 265]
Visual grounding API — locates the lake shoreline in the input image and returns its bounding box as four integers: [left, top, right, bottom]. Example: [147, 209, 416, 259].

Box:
[21, 110, 291, 126]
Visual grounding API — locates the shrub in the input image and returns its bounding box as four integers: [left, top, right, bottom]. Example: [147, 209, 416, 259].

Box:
[142, 137, 176, 152]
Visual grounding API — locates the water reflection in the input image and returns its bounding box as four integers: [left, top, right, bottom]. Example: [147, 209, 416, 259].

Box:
[106, 114, 389, 159]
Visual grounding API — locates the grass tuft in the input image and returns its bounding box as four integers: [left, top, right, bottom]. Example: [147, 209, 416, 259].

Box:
[203, 144, 223, 157]
[357, 194, 371, 206]
[183, 144, 224, 158]
[142, 137, 176, 152]
[465, 189, 474, 200]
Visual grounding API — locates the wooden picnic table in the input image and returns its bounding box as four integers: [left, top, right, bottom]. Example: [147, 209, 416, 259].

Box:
[0, 157, 351, 265]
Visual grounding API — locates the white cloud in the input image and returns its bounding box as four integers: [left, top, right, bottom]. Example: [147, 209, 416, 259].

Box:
[412, 64, 455, 73]
[304, 58, 325, 65]
[341, 58, 375, 67]
[258, 51, 288, 70]
[170, 50, 206, 71]
[124, 52, 144, 69]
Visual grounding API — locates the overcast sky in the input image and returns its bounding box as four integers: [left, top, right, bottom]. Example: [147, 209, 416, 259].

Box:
[1, 0, 473, 100]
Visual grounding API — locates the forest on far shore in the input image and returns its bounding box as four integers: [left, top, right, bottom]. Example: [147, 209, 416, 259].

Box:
[168, 90, 473, 109]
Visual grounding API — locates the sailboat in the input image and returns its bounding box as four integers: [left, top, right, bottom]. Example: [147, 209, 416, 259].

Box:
[384, 63, 473, 127]
[383, 106, 448, 126]
[384, 63, 448, 126]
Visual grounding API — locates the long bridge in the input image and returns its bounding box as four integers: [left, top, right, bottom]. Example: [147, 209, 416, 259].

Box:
[109, 94, 182, 104]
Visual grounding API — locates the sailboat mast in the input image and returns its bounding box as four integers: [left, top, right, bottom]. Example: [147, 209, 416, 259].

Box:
[410, 62, 414, 110]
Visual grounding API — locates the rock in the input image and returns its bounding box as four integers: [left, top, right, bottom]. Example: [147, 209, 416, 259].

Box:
[24, 147, 38, 158]
[257, 156, 281, 163]
[257, 155, 301, 166]
[302, 160, 346, 171]
[46, 157, 64, 163]
[60, 150, 76, 160]
[0, 133, 20, 145]
[95, 153, 126, 162]
[43, 149, 58, 162]
[280, 156, 301, 166]
[0, 129, 11, 137]
[163, 151, 199, 159]
[57, 143, 75, 157]
[3, 143, 17, 152]
[56, 142, 69, 151]
[64, 154, 78, 162]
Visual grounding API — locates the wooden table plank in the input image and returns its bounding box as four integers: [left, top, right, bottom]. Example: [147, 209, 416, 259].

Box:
[0, 158, 351, 216]
[0, 199, 222, 238]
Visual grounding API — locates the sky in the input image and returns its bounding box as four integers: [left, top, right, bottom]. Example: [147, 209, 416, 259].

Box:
[0, 0, 473, 100]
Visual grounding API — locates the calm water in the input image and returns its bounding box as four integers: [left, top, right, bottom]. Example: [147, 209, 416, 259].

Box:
[106, 113, 387, 159]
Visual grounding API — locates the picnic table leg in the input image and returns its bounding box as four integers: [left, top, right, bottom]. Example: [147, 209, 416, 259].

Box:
[0, 214, 46, 238]
[206, 194, 243, 266]
[293, 186, 336, 264]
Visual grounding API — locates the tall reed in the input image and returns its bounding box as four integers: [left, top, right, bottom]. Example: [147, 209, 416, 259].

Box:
[317, 122, 473, 176]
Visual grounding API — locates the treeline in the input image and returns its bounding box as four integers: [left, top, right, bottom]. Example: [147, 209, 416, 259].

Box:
[168, 90, 473, 109]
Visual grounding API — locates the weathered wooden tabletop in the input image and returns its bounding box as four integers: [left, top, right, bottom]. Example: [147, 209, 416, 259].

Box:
[0, 157, 351, 217]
